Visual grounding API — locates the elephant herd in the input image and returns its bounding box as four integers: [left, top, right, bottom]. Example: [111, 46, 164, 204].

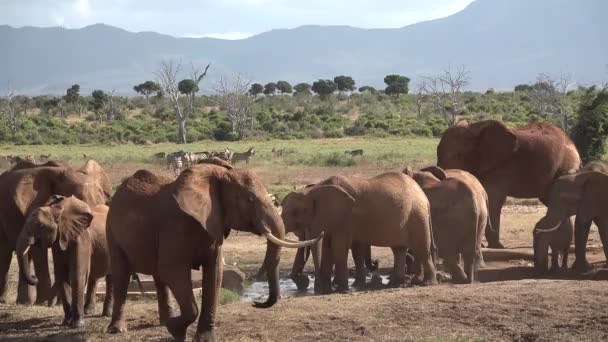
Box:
[0, 119, 606, 342]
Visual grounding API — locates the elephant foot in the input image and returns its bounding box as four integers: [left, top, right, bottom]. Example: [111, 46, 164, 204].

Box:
[366, 259, 379, 272]
[334, 286, 350, 294]
[107, 320, 128, 334]
[387, 275, 406, 288]
[0, 297, 6, 304]
[166, 317, 187, 341]
[291, 274, 310, 291]
[15, 297, 33, 306]
[69, 319, 85, 329]
[572, 259, 594, 273]
[84, 305, 95, 316]
[193, 330, 217, 342]
[486, 241, 505, 249]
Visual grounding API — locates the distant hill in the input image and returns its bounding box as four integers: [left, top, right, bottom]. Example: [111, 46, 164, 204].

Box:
[1, 0, 607, 95]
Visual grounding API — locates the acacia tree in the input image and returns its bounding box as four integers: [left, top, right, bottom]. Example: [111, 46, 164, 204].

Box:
[133, 81, 161, 100]
[64, 84, 84, 116]
[571, 86, 608, 164]
[311, 79, 337, 100]
[90, 89, 108, 122]
[384, 74, 410, 96]
[276, 81, 293, 95]
[420, 65, 471, 126]
[217, 74, 254, 139]
[334, 75, 356, 95]
[249, 83, 264, 97]
[264, 82, 277, 96]
[293, 83, 312, 96]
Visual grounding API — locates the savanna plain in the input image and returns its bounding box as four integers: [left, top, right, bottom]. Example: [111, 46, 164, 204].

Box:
[1, 137, 607, 341]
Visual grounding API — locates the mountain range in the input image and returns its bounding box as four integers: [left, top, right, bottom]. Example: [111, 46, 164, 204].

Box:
[1, 0, 607, 95]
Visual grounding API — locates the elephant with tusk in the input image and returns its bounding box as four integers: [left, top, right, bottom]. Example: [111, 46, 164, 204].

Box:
[105, 163, 321, 342]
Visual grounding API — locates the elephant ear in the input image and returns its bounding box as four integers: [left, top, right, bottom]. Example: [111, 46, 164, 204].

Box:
[470, 121, 519, 174]
[14, 171, 54, 217]
[306, 185, 355, 235]
[420, 166, 448, 180]
[574, 171, 608, 222]
[78, 160, 112, 205]
[402, 166, 414, 177]
[54, 196, 94, 251]
[174, 169, 224, 243]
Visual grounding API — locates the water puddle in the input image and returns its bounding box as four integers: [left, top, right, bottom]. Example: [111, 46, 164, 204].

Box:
[241, 274, 391, 302]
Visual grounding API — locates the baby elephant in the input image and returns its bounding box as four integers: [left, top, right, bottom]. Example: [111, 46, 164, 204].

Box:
[16, 196, 112, 328]
[533, 217, 572, 273]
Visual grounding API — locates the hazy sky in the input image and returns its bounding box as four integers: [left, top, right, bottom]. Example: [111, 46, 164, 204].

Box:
[0, 0, 475, 39]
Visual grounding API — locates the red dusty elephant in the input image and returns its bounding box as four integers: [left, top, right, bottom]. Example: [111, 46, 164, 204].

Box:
[437, 120, 581, 248]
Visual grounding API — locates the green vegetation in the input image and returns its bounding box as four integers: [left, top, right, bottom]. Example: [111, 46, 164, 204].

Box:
[0, 78, 601, 146]
[220, 288, 241, 305]
[571, 86, 608, 164]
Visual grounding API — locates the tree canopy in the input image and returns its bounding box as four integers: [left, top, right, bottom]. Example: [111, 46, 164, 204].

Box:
[133, 80, 161, 99]
[277, 81, 293, 94]
[264, 82, 277, 95]
[312, 79, 337, 99]
[294, 83, 312, 95]
[249, 83, 264, 97]
[384, 74, 410, 96]
[334, 76, 356, 93]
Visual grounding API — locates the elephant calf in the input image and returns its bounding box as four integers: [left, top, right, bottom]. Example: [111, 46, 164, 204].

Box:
[405, 166, 489, 284]
[17, 196, 112, 328]
[533, 217, 572, 272]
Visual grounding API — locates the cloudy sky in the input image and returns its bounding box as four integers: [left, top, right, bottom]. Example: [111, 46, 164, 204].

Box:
[0, 0, 475, 39]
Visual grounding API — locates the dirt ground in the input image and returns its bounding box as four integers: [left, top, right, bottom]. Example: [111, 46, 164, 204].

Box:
[1, 204, 607, 341]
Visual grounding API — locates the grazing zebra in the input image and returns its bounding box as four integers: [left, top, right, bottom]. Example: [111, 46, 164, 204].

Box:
[271, 148, 284, 157]
[231, 147, 256, 164]
[345, 149, 364, 157]
[168, 154, 184, 177]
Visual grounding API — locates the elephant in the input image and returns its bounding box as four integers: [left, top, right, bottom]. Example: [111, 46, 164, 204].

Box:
[16, 196, 112, 327]
[105, 162, 321, 342]
[282, 183, 378, 291]
[281, 172, 437, 295]
[533, 216, 572, 273]
[534, 170, 608, 272]
[404, 166, 489, 283]
[437, 120, 581, 248]
[0, 159, 111, 305]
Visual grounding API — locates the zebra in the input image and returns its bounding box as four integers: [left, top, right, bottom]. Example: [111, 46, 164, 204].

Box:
[271, 147, 284, 157]
[231, 147, 256, 164]
[345, 149, 364, 157]
[169, 154, 184, 177]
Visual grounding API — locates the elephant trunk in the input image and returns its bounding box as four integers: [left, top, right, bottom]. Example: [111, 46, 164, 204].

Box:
[16, 231, 39, 286]
[254, 206, 285, 309]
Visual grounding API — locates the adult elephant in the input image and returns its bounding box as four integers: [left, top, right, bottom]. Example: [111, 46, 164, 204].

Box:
[534, 170, 608, 272]
[437, 120, 581, 248]
[0, 160, 111, 305]
[281, 172, 437, 295]
[105, 161, 321, 342]
[405, 166, 489, 283]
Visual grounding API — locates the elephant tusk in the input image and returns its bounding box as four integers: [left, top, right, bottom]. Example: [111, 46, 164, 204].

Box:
[264, 230, 324, 248]
[535, 220, 562, 234]
[23, 245, 30, 256]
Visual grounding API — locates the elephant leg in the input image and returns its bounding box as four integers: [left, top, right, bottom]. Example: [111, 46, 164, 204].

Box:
[16, 250, 35, 305]
[0, 236, 12, 304]
[102, 275, 113, 317]
[405, 249, 415, 275]
[387, 247, 408, 287]
[444, 252, 467, 284]
[193, 245, 223, 342]
[289, 247, 309, 291]
[572, 216, 593, 272]
[68, 246, 90, 328]
[154, 276, 176, 325]
[550, 246, 560, 272]
[409, 225, 438, 286]
[363, 243, 378, 272]
[350, 242, 366, 288]
[596, 220, 608, 266]
[318, 235, 334, 295]
[331, 236, 351, 294]
[107, 245, 130, 334]
[32, 247, 52, 305]
[52, 253, 72, 325]
[486, 192, 506, 249]
[84, 276, 98, 316]
[533, 233, 549, 273]
[166, 271, 198, 341]
[312, 242, 321, 294]
[463, 253, 475, 284]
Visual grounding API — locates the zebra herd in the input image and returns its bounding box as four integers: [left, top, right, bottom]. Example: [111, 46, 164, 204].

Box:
[158, 147, 257, 176]
[0, 154, 51, 166]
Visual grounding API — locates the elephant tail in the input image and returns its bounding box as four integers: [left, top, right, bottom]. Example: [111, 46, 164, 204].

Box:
[427, 205, 437, 264]
[131, 273, 145, 295]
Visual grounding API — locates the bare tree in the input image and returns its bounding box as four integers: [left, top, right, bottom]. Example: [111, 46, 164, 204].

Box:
[106, 89, 117, 121]
[216, 74, 254, 139]
[420, 65, 471, 126]
[528, 72, 573, 133]
[155, 60, 188, 144]
[4, 82, 20, 139]
[413, 83, 429, 118]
